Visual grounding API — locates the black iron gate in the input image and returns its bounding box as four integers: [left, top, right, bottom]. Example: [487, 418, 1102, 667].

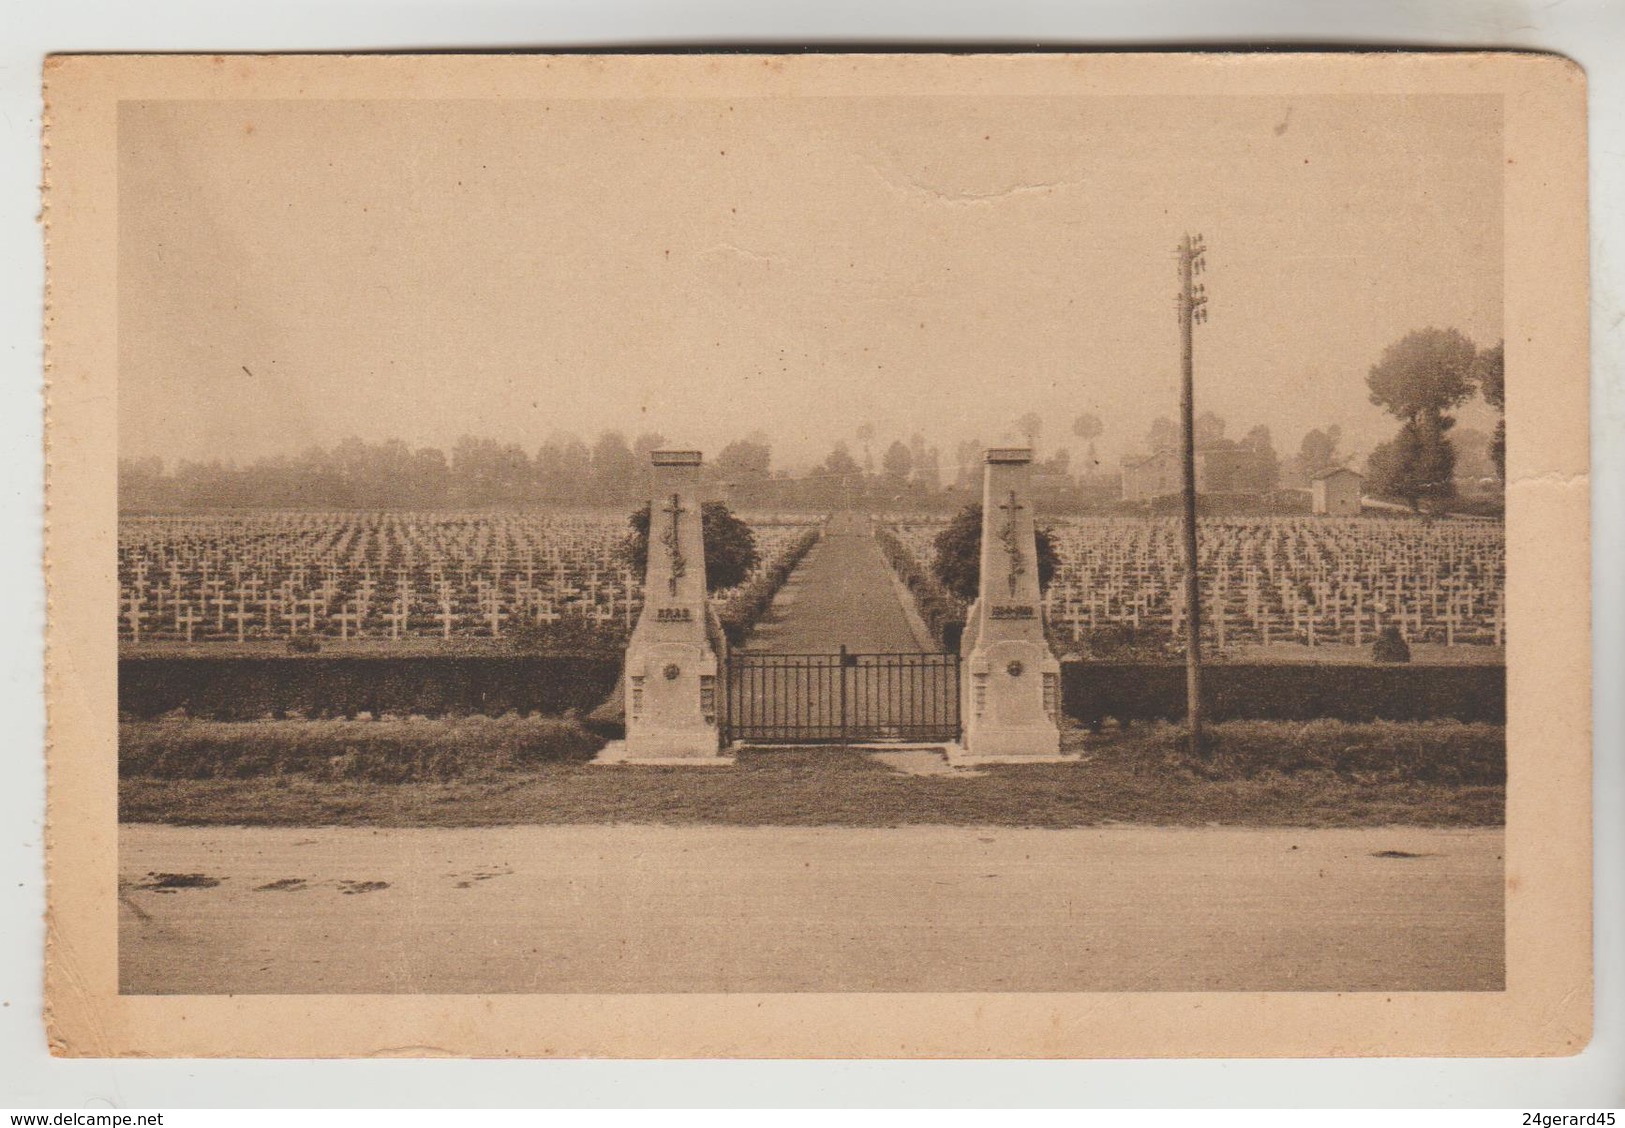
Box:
[725, 647, 961, 744]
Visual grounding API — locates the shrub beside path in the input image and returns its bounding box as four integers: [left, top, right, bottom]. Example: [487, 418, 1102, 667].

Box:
[742, 513, 933, 653]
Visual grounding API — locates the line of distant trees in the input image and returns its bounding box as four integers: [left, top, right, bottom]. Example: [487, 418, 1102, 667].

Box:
[119, 356, 1505, 514]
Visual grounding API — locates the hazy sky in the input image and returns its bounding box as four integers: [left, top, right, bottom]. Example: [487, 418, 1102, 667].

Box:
[119, 93, 1502, 474]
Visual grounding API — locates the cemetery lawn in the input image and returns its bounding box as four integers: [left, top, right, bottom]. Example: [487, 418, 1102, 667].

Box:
[120, 719, 1504, 829]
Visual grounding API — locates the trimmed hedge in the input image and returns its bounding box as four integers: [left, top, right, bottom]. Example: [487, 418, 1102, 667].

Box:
[716, 527, 821, 646]
[1064, 662, 1504, 726]
[873, 525, 966, 650]
[119, 655, 620, 721]
[120, 653, 1504, 726]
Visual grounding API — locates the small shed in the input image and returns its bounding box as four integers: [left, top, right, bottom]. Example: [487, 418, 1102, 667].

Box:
[1312, 467, 1364, 516]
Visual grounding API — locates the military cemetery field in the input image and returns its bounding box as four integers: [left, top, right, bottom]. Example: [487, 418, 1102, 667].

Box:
[118, 509, 1503, 657]
[117, 507, 1505, 831]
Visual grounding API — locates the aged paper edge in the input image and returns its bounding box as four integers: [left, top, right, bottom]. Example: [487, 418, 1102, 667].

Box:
[42, 51, 1591, 1059]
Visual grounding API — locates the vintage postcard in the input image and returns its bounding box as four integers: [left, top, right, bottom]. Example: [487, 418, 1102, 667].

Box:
[43, 52, 1589, 1057]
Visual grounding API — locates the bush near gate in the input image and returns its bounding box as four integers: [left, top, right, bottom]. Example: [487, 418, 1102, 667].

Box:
[623, 501, 760, 592]
[930, 503, 1060, 603]
[121, 714, 604, 783]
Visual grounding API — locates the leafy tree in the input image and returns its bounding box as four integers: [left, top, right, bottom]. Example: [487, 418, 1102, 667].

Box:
[1016, 412, 1044, 452]
[814, 441, 864, 509]
[855, 423, 876, 474]
[821, 441, 861, 478]
[1239, 424, 1281, 491]
[1195, 410, 1226, 446]
[953, 439, 983, 490]
[1367, 327, 1479, 423]
[1476, 340, 1505, 479]
[451, 435, 532, 506]
[623, 500, 759, 593]
[1366, 327, 1478, 508]
[1040, 448, 1072, 477]
[929, 503, 1058, 604]
[1298, 426, 1340, 471]
[536, 432, 591, 504]
[1071, 413, 1103, 443]
[916, 446, 943, 492]
[1146, 416, 1177, 452]
[632, 432, 668, 462]
[1366, 417, 1457, 511]
[881, 439, 914, 487]
[715, 437, 773, 481]
[590, 431, 639, 502]
[1451, 426, 1495, 480]
[628, 431, 668, 500]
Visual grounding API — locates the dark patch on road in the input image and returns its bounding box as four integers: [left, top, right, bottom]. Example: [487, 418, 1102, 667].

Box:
[1371, 850, 1431, 859]
[136, 872, 222, 891]
[254, 877, 308, 892]
[337, 880, 389, 895]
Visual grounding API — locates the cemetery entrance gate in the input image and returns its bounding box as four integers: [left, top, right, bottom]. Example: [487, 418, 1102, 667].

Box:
[724, 647, 961, 744]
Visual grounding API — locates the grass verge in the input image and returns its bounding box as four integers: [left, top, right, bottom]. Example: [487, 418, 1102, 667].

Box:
[120, 718, 1503, 828]
[121, 714, 604, 783]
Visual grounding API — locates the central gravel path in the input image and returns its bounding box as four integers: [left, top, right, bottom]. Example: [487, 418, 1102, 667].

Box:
[743, 512, 932, 653]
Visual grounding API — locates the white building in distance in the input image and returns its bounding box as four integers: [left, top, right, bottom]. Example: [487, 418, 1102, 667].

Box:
[1311, 467, 1364, 516]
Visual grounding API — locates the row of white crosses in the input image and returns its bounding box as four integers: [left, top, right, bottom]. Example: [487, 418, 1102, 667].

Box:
[892, 515, 1505, 649]
[118, 510, 812, 642]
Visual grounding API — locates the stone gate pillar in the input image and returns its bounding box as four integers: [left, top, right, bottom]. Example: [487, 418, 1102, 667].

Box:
[958, 448, 1063, 760]
[622, 450, 725, 761]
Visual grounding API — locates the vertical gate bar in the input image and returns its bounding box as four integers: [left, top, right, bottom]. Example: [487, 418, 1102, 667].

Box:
[839, 645, 848, 745]
[938, 656, 946, 734]
[897, 659, 910, 737]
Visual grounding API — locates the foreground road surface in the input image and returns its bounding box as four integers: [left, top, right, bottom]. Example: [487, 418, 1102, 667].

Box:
[120, 823, 1503, 994]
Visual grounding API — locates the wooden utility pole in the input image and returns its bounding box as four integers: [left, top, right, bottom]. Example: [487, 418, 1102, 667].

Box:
[1176, 233, 1209, 756]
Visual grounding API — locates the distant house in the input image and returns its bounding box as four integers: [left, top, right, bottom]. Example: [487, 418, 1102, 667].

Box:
[1311, 467, 1363, 516]
[1121, 449, 1181, 501]
[1120, 445, 1275, 502]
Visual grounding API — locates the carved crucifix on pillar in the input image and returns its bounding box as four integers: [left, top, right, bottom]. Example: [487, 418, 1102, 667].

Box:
[661, 492, 688, 596]
[997, 489, 1025, 597]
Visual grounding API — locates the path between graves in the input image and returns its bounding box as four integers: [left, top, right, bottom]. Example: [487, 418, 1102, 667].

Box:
[119, 823, 1504, 995]
[743, 512, 933, 653]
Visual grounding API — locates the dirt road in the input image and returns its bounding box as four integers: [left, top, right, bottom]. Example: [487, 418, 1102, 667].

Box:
[120, 823, 1502, 994]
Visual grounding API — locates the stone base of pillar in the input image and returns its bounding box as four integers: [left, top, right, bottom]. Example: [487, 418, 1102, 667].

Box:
[617, 639, 728, 763]
[960, 637, 1065, 760]
[592, 740, 735, 766]
[943, 741, 1076, 767]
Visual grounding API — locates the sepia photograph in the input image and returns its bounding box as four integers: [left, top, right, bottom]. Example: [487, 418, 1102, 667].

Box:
[42, 52, 1591, 1058]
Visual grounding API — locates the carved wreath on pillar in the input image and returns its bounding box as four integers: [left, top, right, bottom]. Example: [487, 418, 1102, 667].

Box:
[997, 490, 1025, 597]
[660, 492, 687, 596]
